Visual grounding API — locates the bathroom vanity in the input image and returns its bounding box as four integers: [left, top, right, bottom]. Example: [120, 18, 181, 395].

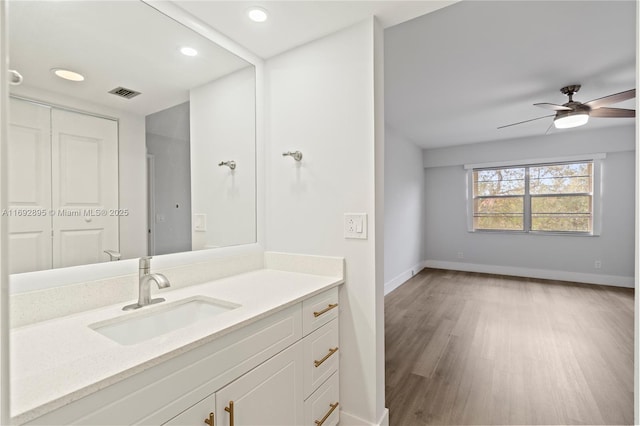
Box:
[10, 256, 343, 426]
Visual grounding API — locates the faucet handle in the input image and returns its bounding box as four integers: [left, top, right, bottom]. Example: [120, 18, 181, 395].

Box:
[139, 256, 152, 269]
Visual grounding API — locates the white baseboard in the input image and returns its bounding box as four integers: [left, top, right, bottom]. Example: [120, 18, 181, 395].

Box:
[424, 260, 634, 288]
[340, 408, 389, 426]
[377, 408, 389, 426]
[384, 262, 427, 295]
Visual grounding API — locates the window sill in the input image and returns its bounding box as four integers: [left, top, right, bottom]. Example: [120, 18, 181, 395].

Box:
[468, 230, 600, 237]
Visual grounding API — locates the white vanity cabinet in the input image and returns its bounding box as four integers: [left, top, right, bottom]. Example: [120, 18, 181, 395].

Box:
[163, 286, 340, 426]
[301, 288, 340, 426]
[165, 342, 304, 426]
[214, 342, 304, 426]
[22, 286, 340, 426]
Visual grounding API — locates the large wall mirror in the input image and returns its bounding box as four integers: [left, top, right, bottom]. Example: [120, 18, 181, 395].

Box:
[6, 0, 257, 277]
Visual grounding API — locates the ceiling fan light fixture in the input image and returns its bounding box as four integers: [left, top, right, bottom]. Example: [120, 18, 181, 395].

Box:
[553, 111, 589, 129]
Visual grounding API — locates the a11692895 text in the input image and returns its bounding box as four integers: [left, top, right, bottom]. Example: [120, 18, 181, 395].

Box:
[1, 208, 129, 217]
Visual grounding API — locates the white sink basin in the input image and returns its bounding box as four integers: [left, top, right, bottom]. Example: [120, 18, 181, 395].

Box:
[90, 296, 240, 345]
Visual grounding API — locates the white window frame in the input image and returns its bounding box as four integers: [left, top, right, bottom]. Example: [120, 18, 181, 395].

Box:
[465, 154, 605, 236]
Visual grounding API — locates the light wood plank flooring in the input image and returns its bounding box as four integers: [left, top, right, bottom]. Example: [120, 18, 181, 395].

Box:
[385, 268, 634, 425]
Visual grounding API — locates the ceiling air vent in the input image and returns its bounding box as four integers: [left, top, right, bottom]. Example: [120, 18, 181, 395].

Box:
[108, 86, 141, 99]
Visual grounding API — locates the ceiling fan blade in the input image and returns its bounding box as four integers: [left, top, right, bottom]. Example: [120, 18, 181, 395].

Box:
[534, 103, 572, 111]
[584, 89, 636, 109]
[544, 121, 555, 135]
[589, 107, 635, 118]
[497, 114, 554, 129]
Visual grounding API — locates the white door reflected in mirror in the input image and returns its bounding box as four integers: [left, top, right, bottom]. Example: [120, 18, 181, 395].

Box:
[7, 98, 119, 274]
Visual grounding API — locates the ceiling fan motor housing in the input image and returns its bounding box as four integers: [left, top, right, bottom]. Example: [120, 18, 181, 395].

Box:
[557, 101, 590, 118]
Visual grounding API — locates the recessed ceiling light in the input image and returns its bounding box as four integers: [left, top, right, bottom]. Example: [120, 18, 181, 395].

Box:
[51, 68, 84, 82]
[180, 47, 198, 57]
[247, 7, 268, 23]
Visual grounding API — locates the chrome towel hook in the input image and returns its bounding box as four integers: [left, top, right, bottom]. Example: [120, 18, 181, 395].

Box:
[218, 160, 236, 170]
[9, 70, 23, 86]
[282, 151, 303, 161]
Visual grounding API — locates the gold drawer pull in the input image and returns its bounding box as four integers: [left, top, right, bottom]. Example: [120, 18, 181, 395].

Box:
[204, 412, 214, 426]
[314, 347, 338, 367]
[225, 401, 234, 426]
[314, 303, 338, 317]
[315, 402, 339, 426]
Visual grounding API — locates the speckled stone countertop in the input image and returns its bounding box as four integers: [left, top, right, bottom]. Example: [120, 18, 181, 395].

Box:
[11, 268, 343, 424]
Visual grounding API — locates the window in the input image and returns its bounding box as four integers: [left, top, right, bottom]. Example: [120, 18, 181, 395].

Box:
[471, 160, 595, 234]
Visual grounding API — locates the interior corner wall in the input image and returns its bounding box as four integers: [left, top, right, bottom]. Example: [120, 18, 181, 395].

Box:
[264, 18, 385, 425]
[146, 102, 192, 256]
[383, 127, 426, 294]
[423, 125, 635, 287]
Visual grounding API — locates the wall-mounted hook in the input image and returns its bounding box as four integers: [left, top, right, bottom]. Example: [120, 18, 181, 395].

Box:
[218, 160, 236, 170]
[282, 151, 303, 161]
[9, 70, 23, 86]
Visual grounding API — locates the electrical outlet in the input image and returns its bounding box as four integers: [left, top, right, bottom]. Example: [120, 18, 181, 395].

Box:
[344, 213, 367, 239]
[594, 260, 602, 269]
[457, 251, 464, 259]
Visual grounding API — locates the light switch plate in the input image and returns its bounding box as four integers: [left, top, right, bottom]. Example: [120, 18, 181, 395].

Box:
[344, 213, 367, 239]
[194, 213, 207, 232]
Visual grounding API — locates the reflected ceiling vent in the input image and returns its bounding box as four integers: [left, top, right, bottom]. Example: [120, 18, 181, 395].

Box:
[108, 86, 141, 99]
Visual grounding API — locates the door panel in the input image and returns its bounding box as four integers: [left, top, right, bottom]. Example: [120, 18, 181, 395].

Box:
[58, 133, 101, 205]
[51, 109, 119, 268]
[7, 98, 52, 273]
[57, 228, 105, 268]
[216, 342, 304, 426]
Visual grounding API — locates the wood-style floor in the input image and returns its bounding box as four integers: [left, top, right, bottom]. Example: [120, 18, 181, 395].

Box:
[385, 268, 634, 425]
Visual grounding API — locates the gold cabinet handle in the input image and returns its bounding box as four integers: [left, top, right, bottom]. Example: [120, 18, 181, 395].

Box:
[314, 303, 338, 318]
[204, 412, 215, 426]
[314, 347, 338, 367]
[224, 401, 234, 426]
[315, 402, 339, 426]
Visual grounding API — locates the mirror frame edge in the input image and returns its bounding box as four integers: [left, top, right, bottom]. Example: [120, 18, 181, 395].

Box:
[0, 0, 264, 420]
[0, 0, 9, 423]
[6, 1, 266, 293]
[142, 0, 267, 266]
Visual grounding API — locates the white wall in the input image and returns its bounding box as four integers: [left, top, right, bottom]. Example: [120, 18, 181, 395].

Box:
[265, 18, 387, 425]
[8, 85, 147, 261]
[146, 102, 192, 255]
[190, 66, 256, 250]
[383, 126, 425, 294]
[424, 125, 635, 287]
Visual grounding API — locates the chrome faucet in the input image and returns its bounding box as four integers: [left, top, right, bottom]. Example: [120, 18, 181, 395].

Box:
[123, 257, 171, 311]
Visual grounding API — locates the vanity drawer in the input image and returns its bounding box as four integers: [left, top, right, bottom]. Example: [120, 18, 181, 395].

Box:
[304, 371, 339, 426]
[302, 287, 338, 336]
[303, 318, 339, 398]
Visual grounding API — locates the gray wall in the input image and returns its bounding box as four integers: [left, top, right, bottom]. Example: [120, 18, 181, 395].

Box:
[146, 102, 192, 255]
[423, 125, 635, 287]
[384, 126, 426, 293]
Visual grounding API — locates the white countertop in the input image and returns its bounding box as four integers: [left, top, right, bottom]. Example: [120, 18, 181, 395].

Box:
[10, 269, 343, 424]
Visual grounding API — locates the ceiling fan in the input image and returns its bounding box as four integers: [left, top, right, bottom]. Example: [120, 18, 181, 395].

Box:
[498, 84, 636, 130]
